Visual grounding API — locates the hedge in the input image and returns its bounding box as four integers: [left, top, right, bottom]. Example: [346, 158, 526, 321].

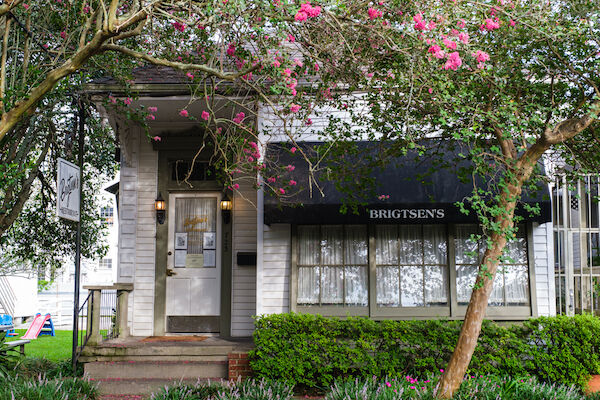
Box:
[249, 313, 600, 389]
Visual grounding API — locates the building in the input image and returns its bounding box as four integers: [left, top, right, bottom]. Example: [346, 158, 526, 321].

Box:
[85, 68, 557, 340]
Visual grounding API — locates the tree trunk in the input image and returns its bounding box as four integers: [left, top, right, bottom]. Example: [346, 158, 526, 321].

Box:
[435, 212, 514, 398]
[434, 142, 552, 398]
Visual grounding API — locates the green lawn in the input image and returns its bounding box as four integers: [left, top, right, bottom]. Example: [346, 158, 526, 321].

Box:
[6, 329, 74, 361]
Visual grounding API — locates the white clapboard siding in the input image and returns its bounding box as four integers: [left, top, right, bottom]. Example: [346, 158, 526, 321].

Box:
[231, 181, 257, 336]
[261, 224, 291, 315]
[117, 126, 157, 336]
[258, 102, 357, 143]
[533, 222, 555, 316]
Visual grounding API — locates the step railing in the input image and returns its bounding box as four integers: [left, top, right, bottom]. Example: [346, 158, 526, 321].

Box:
[77, 284, 133, 352]
[0, 276, 16, 317]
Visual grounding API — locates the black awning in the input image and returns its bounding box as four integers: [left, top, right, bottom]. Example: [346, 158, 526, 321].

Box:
[264, 141, 552, 225]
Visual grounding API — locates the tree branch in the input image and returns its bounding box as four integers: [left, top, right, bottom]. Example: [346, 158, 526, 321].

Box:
[542, 101, 599, 145]
[99, 43, 262, 81]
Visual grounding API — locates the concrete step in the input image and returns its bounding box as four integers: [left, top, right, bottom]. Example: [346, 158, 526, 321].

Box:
[80, 354, 229, 363]
[85, 360, 228, 380]
[92, 377, 225, 397]
[80, 344, 239, 360]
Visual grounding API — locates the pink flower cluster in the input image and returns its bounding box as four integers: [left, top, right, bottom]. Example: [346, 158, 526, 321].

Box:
[233, 111, 245, 124]
[481, 18, 500, 30]
[413, 14, 427, 30]
[172, 21, 186, 32]
[227, 43, 236, 56]
[428, 44, 445, 59]
[368, 7, 382, 20]
[443, 38, 457, 50]
[290, 104, 301, 113]
[473, 50, 490, 63]
[295, 1, 321, 21]
[443, 52, 462, 71]
[378, 194, 390, 200]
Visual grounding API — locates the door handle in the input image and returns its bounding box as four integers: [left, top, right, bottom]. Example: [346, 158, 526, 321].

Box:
[166, 269, 177, 276]
[168, 251, 172, 256]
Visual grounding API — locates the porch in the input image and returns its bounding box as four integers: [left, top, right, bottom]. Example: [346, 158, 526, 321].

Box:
[78, 285, 253, 397]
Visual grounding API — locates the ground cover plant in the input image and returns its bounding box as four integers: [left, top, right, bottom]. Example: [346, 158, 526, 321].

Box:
[0, 375, 98, 400]
[325, 375, 600, 400]
[251, 313, 600, 390]
[151, 379, 294, 400]
[152, 376, 600, 400]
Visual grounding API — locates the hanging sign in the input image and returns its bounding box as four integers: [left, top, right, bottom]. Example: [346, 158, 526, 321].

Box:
[57, 157, 80, 222]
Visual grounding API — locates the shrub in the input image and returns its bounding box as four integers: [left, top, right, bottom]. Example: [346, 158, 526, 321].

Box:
[250, 313, 600, 389]
[0, 334, 22, 377]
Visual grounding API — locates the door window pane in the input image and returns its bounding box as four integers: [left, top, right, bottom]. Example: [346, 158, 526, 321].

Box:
[174, 197, 217, 268]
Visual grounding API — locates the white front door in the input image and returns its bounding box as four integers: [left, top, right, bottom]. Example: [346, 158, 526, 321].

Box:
[166, 193, 221, 322]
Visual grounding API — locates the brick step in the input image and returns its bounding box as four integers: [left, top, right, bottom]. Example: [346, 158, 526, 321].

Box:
[85, 360, 228, 380]
[92, 377, 226, 397]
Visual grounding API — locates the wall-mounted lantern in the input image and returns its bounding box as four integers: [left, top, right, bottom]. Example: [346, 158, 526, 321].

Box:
[155, 192, 166, 224]
[220, 194, 233, 224]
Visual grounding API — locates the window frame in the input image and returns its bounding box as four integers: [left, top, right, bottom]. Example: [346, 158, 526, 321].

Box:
[290, 222, 538, 320]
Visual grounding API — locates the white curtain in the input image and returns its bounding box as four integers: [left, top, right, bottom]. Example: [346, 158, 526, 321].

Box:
[298, 226, 320, 265]
[345, 266, 368, 306]
[321, 226, 343, 304]
[423, 225, 447, 265]
[376, 225, 398, 265]
[175, 198, 216, 255]
[298, 267, 320, 304]
[455, 225, 479, 264]
[344, 226, 368, 306]
[399, 225, 423, 265]
[456, 265, 477, 304]
[345, 225, 368, 264]
[505, 265, 529, 304]
[376, 226, 399, 306]
[377, 267, 399, 306]
[401, 266, 424, 306]
[425, 266, 448, 305]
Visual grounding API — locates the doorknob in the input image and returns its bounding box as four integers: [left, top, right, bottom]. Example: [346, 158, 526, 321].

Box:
[166, 269, 177, 276]
[168, 251, 172, 256]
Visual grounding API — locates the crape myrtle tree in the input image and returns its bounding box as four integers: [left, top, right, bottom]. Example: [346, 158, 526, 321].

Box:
[280, 0, 599, 397]
[0, 0, 337, 268]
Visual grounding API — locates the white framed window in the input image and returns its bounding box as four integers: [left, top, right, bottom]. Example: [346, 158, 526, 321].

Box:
[101, 207, 114, 225]
[98, 258, 113, 269]
[293, 223, 533, 318]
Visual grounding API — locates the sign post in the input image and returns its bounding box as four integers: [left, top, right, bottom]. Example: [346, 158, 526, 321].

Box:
[57, 102, 84, 371]
[57, 158, 81, 221]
